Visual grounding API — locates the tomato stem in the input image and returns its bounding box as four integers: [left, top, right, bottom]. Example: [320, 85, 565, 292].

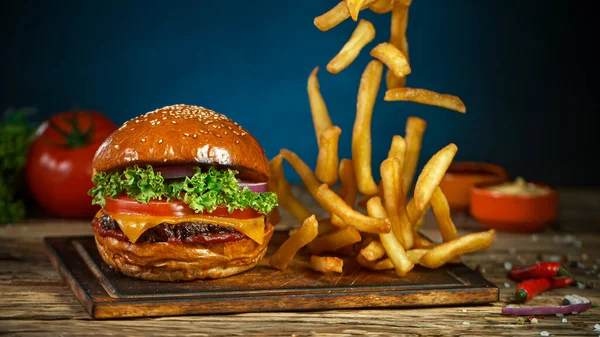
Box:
[48, 110, 95, 148]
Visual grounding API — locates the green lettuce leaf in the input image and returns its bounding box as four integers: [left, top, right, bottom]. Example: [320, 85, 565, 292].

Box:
[88, 165, 277, 215]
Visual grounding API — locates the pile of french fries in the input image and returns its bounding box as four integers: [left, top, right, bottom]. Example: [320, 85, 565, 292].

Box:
[268, 0, 494, 276]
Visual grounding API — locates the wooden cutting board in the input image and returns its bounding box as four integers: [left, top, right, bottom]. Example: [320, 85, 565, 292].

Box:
[44, 232, 499, 319]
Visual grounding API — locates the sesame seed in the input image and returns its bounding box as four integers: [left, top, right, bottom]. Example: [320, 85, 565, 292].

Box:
[114, 145, 119, 149]
[224, 131, 228, 135]
[184, 133, 190, 137]
[172, 121, 176, 124]
[141, 139, 146, 142]
[158, 139, 163, 144]
[193, 134, 197, 138]
[235, 139, 240, 144]
[163, 158, 167, 162]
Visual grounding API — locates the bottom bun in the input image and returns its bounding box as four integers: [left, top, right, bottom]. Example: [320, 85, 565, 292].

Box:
[93, 222, 273, 281]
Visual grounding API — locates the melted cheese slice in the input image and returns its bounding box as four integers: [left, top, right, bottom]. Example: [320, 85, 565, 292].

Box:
[104, 211, 265, 244]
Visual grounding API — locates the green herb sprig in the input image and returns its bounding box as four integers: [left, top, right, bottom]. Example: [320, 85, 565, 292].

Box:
[89, 165, 277, 215]
[0, 107, 36, 224]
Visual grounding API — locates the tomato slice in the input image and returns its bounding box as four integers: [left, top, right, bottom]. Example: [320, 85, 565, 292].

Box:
[104, 196, 260, 219]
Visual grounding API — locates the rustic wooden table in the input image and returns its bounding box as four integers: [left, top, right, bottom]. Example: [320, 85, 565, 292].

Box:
[1, 188, 599, 336]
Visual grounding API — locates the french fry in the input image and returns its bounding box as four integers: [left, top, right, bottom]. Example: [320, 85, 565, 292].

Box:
[314, 0, 377, 32]
[413, 233, 434, 249]
[308, 67, 333, 146]
[406, 249, 428, 264]
[269, 155, 312, 222]
[270, 215, 319, 271]
[315, 125, 342, 186]
[406, 197, 419, 226]
[331, 159, 357, 227]
[403, 117, 427, 194]
[315, 184, 391, 234]
[318, 218, 338, 235]
[431, 187, 458, 242]
[310, 255, 344, 273]
[352, 60, 383, 196]
[387, 135, 407, 161]
[308, 226, 362, 255]
[369, 0, 394, 14]
[345, 0, 368, 21]
[414, 143, 458, 211]
[419, 229, 496, 269]
[407, 197, 430, 233]
[408, 248, 461, 264]
[357, 255, 394, 270]
[386, 69, 406, 90]
[370, 43, 411, 78]
[280, 149, 321, 196]
[327, 19, 376, 75]
[386, 0, 410, 89]
[380, 157, 414, 249]
[359, 240, 386, 262]
[385, 88, 467, 113]
[366, 196, 414, 276]
[390, 1, 410, 59]
[290, 217, 337, 237]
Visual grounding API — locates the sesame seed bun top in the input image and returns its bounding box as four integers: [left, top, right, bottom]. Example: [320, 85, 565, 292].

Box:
[92, 104, 270, 181]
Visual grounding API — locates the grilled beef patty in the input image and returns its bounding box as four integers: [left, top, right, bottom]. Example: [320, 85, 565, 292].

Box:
[92, 212, 251, 245]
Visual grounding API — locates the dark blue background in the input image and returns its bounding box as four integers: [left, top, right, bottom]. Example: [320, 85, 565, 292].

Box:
[2, 0, 597, 185]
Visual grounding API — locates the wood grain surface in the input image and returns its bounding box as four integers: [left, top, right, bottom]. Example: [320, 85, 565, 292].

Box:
[1, 187, 599, 336]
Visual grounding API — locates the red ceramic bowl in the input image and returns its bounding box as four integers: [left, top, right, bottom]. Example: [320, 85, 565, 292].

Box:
[470, 181, 558, 232]
[438, 162, 509, 212]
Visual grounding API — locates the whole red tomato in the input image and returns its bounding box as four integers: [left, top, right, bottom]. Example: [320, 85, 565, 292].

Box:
[26, 109, 118, 218]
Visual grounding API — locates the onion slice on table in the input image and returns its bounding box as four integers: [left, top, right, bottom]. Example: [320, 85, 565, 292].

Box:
[501, 294, 592, 316]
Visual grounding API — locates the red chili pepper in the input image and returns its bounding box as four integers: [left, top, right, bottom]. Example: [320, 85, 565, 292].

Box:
[508, 262, 574, 280]
[515, 278, 552, 303]
[551, 277, 575, 288]
[514, 277, 575, 303]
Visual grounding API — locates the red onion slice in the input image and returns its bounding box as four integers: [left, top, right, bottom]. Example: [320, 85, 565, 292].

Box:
[154, 165, 197, 179]
[153, 165, 269, 193]
[238, 181, 269, 193]
[501, 294, 591, 316]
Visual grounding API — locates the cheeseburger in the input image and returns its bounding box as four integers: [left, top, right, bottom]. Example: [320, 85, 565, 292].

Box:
[88, 104, 277, 281]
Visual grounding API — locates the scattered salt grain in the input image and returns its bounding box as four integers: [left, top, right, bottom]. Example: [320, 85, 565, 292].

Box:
[577, 282, 586, 290]
[504, 282, 511, 288]
[549, 255, 561, 262]
[531, 234, 539, 242]
[555, 313, 564, 317]
[593, 323, 600, 331]
[540, 331, 549, 336]
[462, 309, 467, 312]
[508, 247, 517, 255]
[582, 253, 589, 261]
[574, 240, 583, 248]
[463, 322, 470, 325]
[561, 318, 567, 323]
[572, 311, 578, 315]
[504, 262, 513, 271]
[593, 264, 598, 270]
